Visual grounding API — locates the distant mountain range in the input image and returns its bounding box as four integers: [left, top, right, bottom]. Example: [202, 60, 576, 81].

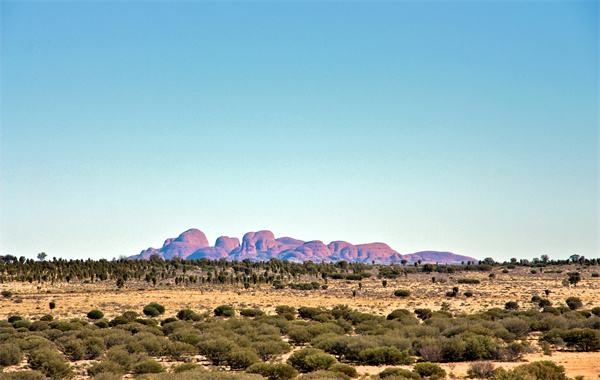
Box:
[129, 229, 477, 265]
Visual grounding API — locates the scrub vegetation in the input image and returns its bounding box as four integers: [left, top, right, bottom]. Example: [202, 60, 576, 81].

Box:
[0, 255, 598, 379]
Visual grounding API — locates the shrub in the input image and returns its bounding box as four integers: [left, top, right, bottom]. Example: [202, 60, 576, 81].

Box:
[592, 307, 600, 316]
[328, 363, 358, 378]
[40, 314, 54, 321]
[394, 289, 411, 297]
[0, 370, 46, 380]
[247, 362, 298, 380]
[122, 310, 139, 320]
[565, 297, 583, 310]
[457, 278, 480, 284]
[1, 290, 13, 298]
[0, 343, 23, 366]
[413, 362, 446, 379]
[467, 361, 495, 379]
[133, 359, 164, 374]
[464, 291, 473, 297]
[504, 301, 519, 310]
[87, 309, 104, 320]
[240, 308, 265, 317]
[95, 320, 109, 328]
[7, 315, 22, 323]
[359, 347, 414, 366]
[378, 367, 422, 379]
[464, 335, 496, 361]
[12, 319, 31, 329]
[509, 360, 567, 380]
[29, 321, 50, 331]
[60, 338, 85, 361]
[419, 345, 443, 362]
[177, 309, 201, 321]
[226, 349, 260, 370]
[415, 308, 433, 320]
[143, 302, 165, 317]
[214, 305, 235, 317]
[276, 305, 297, 316]
[28, 348, 73, 380]
[198, 338, 236, 365]
[287, 348, 337, 372]
[561, 328, 600, 351]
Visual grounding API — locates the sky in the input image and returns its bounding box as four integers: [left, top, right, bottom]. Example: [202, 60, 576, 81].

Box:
[1, 1, 598, 263]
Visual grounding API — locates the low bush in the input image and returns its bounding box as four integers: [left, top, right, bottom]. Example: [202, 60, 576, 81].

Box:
[328, 363, 358, 378]
[133, 359, 164, 374]
[359, 346, 414, 366]
[394, 289, 411, 297]
[226, 348, 260, 370]
[413, 362, 446, 379]
[176, 309, 201, 321]
[467, 361, 495, 379]
[457, 278, 480, 284]
[565, 297, 583, 310]
[506, 360, 567, 380]
[214, 305, 235, 317]
[240, 308, 264, 317]
[378, 367, 422, 379]
[28, 348, 73, 380]
[246, 362, 298, 380]
[504, 301, 519, 310]
[287, 348, 338, 372]
[0, 370, 46, 380]
[0, 343, 23, 366]
[87, 309, 104, 320]
[275, 305, 296, 316]
[143, 303, 165, 317]
[464, 291, 474, 297]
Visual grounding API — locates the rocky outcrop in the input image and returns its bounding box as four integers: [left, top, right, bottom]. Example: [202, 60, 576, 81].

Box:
[130, 229, 209, 260]
[130, 228, 478, 264]
[215, 236, 240, 253]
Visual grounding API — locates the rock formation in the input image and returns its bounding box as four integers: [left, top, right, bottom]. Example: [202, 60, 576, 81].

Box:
[129, 228, 477, 264]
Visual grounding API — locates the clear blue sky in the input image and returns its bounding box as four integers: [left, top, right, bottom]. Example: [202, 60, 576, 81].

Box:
[2, 1, 597, 262]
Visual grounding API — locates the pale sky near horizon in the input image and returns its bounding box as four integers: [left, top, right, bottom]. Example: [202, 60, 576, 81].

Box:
[1, 1, 598, 263]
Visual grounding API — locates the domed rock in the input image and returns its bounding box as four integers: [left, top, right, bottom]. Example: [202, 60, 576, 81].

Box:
[187, 247, 229, 260]
[215, 236, 240, 253]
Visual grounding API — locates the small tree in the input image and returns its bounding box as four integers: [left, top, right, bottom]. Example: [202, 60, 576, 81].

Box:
[37, 252, 47, 261]
[565, 297, 583, 310]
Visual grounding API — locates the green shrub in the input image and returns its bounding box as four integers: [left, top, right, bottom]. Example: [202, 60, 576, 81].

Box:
[504, 301, 519, 310]
[240, 308, 265, 317]
[177, 309, 201, 321]
[413, 362, 446, 379]
[565, 297, 583, 310]
[591, 307, 600, 316]
[415, 308, 433, 320]
[394, 289, 411, 297]
[561, 328, 600, 351]
[143, 303, 165, 317]
[172, 363, 200, 373]
[133, 359, 164, 374]
[0, 370, 46, 380]
[1, 290, 13, 298]
[226, 349, 260, 370]
[122, 310, 139, 320]
[457, 278, 480, 284]
[464, 291, 474, 297]
[0, 343, 23, 366]
[328, 363, 358, 378]
[95, 320, 109, 328]
[214, 305, 235, 317]
[287, 348, 337, 372]
[28, 348, 73, 380]
[508, 360, 567, 380]
[359, 347, 414, 366]
[378, 367, 422, 379]
[247, 362, 298, 380]
[87, 309, 104, 320]
[296, 370, 348, 380]
[198, 338, 236, 365]
[275, 305, 296, 315]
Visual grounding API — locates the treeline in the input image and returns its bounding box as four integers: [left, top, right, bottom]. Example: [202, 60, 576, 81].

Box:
[0, 254, 597, 289]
